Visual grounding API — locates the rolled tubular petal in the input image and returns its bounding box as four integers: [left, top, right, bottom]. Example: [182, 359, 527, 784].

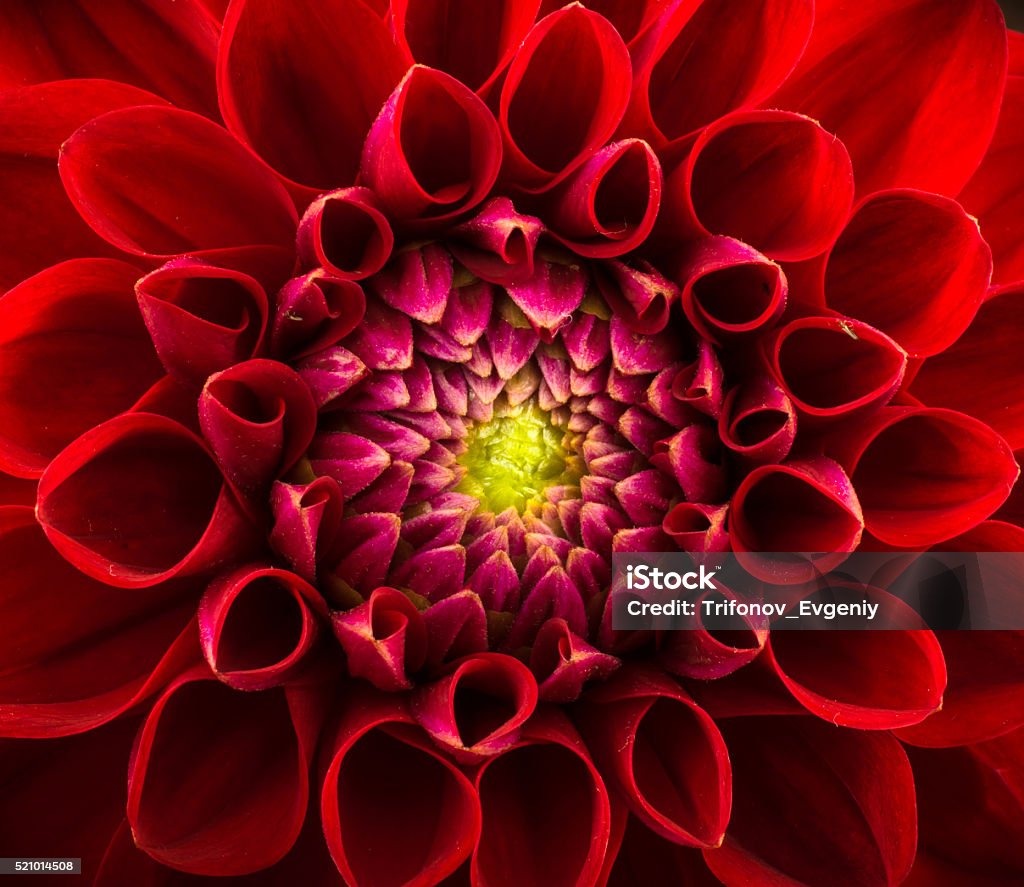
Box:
[449, 198, 543, 284]
[624, 0, 813, 145]
[297, 187, 394, 281]
[499, 5, 632, 190]
[671, 236, 787, 341]
[37, 412, 252, 588]
[321, 688, 482, 887]
[473, 708, 612, 887]
[362, 66, 502, 225]
[0, 0, 219, 115]
[199, 563, 325, 690]
[823, 190, 992, 357]
[540, 139, 661, 258]
[332, 586, 428, 691]
[59, 105, 297, 256]
[575, 667, 731, 848]
[412, 652, 538, 763]
[529, 618, 620, 703]
[911, 283, 1024, 448]
[840, 407, 1019, 547]
[136, 259, 269, 386]
[272, 270, 366, 361]
[218, 0, 409, 188]
[766, 593, 946, 729]
[0, 258, 162, 477]
[663, 502, 731, 555]
[770, 316, 907, 420]
[0, 80, 168, 291]
[708, 717, 916, 887]
[773, 0, 1008, 195]
[718, 377, 796, 466]
[199, 360, 317, 491]
[127, 667, 319, 875]
[961, 73, 1024, 284]
[730, 458, 863, 581]
[595, 260, 678, 334]
[665, 110, 854, 262]
[392, 0, 542, 93]
[0, 506, 196, 738]
[269, 476, 344, 583]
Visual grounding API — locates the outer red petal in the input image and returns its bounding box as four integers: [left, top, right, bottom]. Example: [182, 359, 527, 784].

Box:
[0, 79, 167, 292]
[0, 0, 219, 116]
[218, 0, 410, 189]
[59, 105, 298, 257]
[960, 72, 1024, 284]
[36, 412, 255, 588]
[472, 707, 612, 887]
[321, 687, 482, 887]
[127, 667, 320, 875]
[663, 110, 854, 262]
[772, 0, 1008, 195]
[911, 283, 1024, 447]
[392, 0, 542, 94]
[624, 0, 813, 145]
[822, 189, 992, 358]
[0, 258, 163, 477]
[0, 506, 197, 738]
[499, 5, 631, 191]
[707, 717, 917, 887]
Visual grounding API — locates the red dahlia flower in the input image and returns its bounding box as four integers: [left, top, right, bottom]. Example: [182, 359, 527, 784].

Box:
[1, 0, 1024, 884]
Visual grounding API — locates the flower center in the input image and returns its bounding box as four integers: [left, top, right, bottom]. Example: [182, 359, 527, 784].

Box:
[456, 399, 579, 514]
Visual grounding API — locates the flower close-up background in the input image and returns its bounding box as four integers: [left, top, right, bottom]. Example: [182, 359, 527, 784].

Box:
[1, 0, 1024, 884]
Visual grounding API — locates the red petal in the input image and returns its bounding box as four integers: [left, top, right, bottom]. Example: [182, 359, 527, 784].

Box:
[767, 600, 946, 729]
[664, 109, 854, 262]
[332, 587, 428, 691]
[530, 618, 620, 703]
[199, 563, 325, 690]
[269, 477, 345, 583]
[773, 0, 1008, 195]
[770, 315, 907, 420]
[731, 458, 863, 579]
[449, 199, 543, 284]
[59, 105, 297, 257]
[0, 79, 167, 292]
[499, 5, 631, 190]
[625, 0, 813, 144]
[904, 734, 1024, 884]
[960, 73, 1024, 284]
[540, 139, 662, 258]
[472, 708, 612, 887]
[0, 0, 219, 116]
[136, 259, 270, 386]
[671, 236, 787, 342]
[911, 283, 1024, 448]
[321, 687, 481, 887]
[575, 667, 731, 848]
[0, 258, 163, 477]
[708, 717, 916, 887]
[839, 407, 1019, 547]
[392, 0, 541, 93]
[128, 668, 319, 875]
[218, 0, 409, 189]
[37, 412, 253, 588]
[718, 376, 796, 466]
[823, 190, 992, 358]
[361, 65, 502, 226]
[0, 506, 196, 738]
[412, 652, 538, 763]
[296, 187, 394, 281]
[199, 360, 317, 492]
